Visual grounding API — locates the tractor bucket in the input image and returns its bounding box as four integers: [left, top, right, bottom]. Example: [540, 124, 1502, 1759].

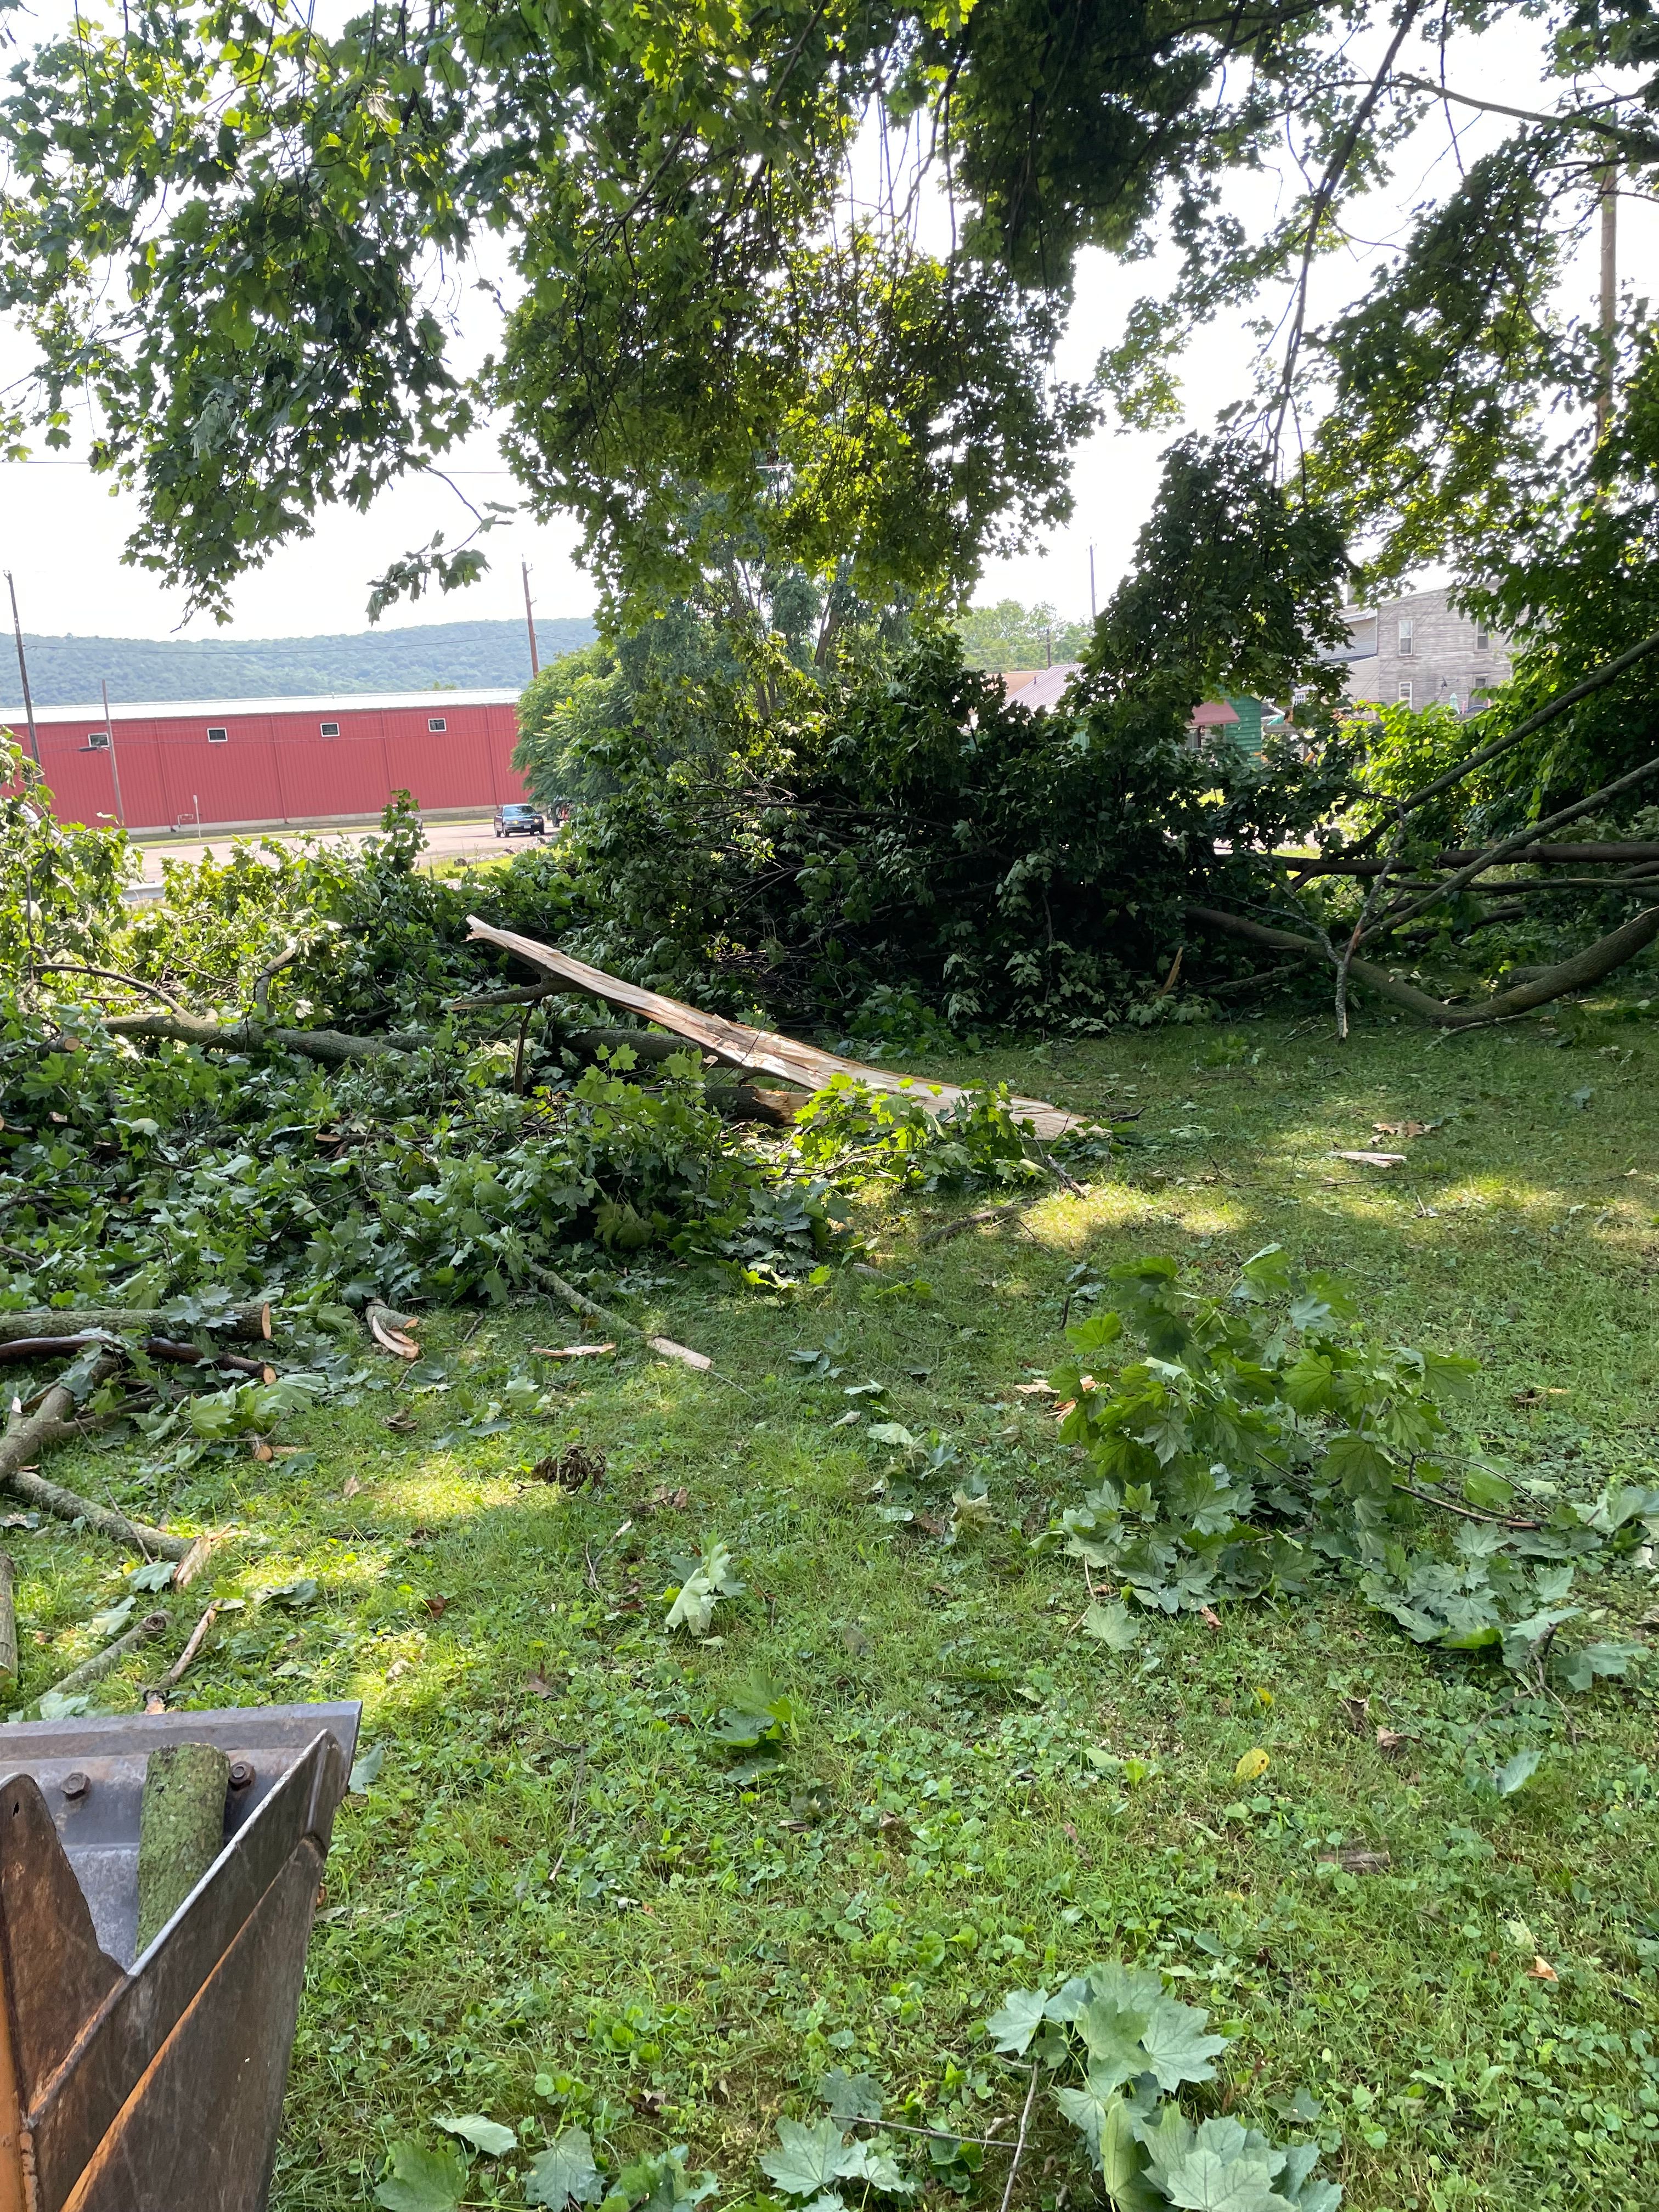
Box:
[0, 1701, 359, 2211]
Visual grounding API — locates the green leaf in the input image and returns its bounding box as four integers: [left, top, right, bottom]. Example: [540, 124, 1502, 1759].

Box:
[1320, 1432, 1394, 1501]
[1066, 1310, 1125, 1357]
[1492, 1749, 1542, 1797]
[130, 1558, 177, 1591]
[985, 1988, 1051, 2057]
[1073, 2001, 1152, 2093]
[1137, 1996, 1228, 2092]
[1082, 1600, 1140, 1651]
[817, 2070, 884, 2123]
[865, 1422, 918, 1450]
[375, 2141, 467, 2212]
[89, 1595, 137, 1637]
[37, 1690, 92, 1721]
[760, 2118, 850, 2197]
[528, 2127, 605, 2208]
[1462, 1468, 1514, 1511]
[263, 1577, 319, 1609]
[436, 2113, 516, 2157]
[1141, 2116, 1289, 2212]
[349, 1741, 386, 1793]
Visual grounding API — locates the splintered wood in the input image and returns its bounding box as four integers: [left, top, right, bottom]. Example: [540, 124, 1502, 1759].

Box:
[464, 917, 1087, 1141]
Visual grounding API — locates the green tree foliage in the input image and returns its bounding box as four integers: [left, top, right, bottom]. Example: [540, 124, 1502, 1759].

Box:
[549, 440, 1355, 1030]
[954, 601, 1094, 670]
[8, 0, 1648, 640]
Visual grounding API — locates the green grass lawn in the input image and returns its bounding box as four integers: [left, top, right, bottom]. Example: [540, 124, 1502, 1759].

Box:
[13, 1006, 1659, 2212]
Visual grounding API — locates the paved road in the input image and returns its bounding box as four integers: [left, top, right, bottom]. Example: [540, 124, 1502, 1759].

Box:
[127, 814, 552, 891]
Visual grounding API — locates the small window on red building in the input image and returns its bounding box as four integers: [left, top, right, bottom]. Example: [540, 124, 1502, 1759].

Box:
[87, 731, 110, 750]
[428, 716, 447, 732]
[206, 726, 228, 743]
[320, 721, 340, 737]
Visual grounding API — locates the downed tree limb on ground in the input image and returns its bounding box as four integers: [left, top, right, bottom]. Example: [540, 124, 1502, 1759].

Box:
[365, 1301, 421, 1359]
[37, 1609, 168, 1711]
[464, 916, 1086, 1139]
[96, 1007, 433, 1064]
[2, 1352, 196, 1558]
[1187, 902, 1659, 1028]
[526, 1261, 713, 1373]
[0, 1302, 272, 1345]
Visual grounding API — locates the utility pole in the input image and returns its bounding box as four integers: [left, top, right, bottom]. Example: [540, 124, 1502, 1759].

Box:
[1597, 164, 1618, 441]
[99, 678, 125, 827]
[5, 570, 42, 768]
[1088, 543, 1097, 624]
[521, 558, 540, 676]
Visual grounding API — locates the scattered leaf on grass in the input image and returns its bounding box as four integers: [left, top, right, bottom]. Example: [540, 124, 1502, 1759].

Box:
[1013, 1379, 1056, 1397]
[129, 1559, 176, 1592]
[374, 2141, 466, 2212]
[263, 1578, 319, 1609]
[342, 1475, 364, 1499]
[349, 1742, 385, 1792]
[1338, 1697, 1369, 1735]
[435, 2114, 516, 2157]
[424, 1595, 451, 1618]
[1527, 1956, 1560, 1982]
[1082, 1600, 1139, 1651]
[385, 1413, 417, 1435]
[1374, 1120, 1431, 1138]
[1234, 1748, 1270, 1784]
[526, 2126, 603, 2209]
[524, 1672, 557, 1697]
[1375, 1727, 1409, 1754]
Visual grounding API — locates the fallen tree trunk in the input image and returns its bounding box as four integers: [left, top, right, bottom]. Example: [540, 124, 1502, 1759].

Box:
[0, 1302, 271, 1345]
[1, 1464, 196, 1561]
[465, 915, 1084, 1138]
[1187, 902, 1659, 1028]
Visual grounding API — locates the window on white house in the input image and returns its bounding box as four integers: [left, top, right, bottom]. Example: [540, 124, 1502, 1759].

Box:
[1397, 618, 1415, 656]
[1397, 681, 1414, 708]
[320, 721, 340, 737]
[1475, 625, 1491, 650]
[206, 726, 228, 743]
[428, 716, 447, 732]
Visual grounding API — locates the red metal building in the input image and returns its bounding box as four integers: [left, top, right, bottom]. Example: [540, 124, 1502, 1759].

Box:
[2, 689, 528, 832]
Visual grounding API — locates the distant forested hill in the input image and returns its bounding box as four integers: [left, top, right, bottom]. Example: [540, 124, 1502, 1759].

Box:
[7, 617, 597, 707]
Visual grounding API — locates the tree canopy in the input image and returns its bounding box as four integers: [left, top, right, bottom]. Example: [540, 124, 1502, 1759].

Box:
[3, 0, 1654, 635]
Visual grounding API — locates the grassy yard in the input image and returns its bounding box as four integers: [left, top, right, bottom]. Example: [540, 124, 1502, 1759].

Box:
[14, 1006, 1659, 2212]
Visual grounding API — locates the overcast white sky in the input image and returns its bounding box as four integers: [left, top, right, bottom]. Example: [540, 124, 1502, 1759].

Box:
[0, 7, 1648, 642]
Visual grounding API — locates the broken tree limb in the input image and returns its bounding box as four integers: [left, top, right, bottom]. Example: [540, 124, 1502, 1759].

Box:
[1360, 749, 1659, 945]
[31, 961, 190, 1010]
[525, 1261, 713, 1373]
[1289, 839, 1659, 878]
[464, 916, 1085, 1140]
[1186, 902, 1659, 1029]
[1319, 622, 1659, 868]
[919, 1202, 1030, 1248]
[0, 1548, 15, 1694]
[1, 1464, 195, 1560]
[135, 1740, 230, 1950]
[40, 1609, 168, 1706]
[365, 1301, 420, 1359]
[0, 1302, 272, 1345]
[162, 1602, 220, 1688]
[97, 1007, 433, 1065]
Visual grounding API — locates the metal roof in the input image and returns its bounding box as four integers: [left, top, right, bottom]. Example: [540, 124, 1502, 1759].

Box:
[1, 687, 521, 723]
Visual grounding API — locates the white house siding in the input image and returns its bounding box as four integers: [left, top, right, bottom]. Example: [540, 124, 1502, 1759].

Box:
[1336, 588, 1513, 716]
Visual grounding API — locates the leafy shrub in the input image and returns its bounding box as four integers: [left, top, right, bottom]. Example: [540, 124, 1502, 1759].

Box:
[791, 1079, 1043, 1192]
[1045, 1247, 1657, 1689]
